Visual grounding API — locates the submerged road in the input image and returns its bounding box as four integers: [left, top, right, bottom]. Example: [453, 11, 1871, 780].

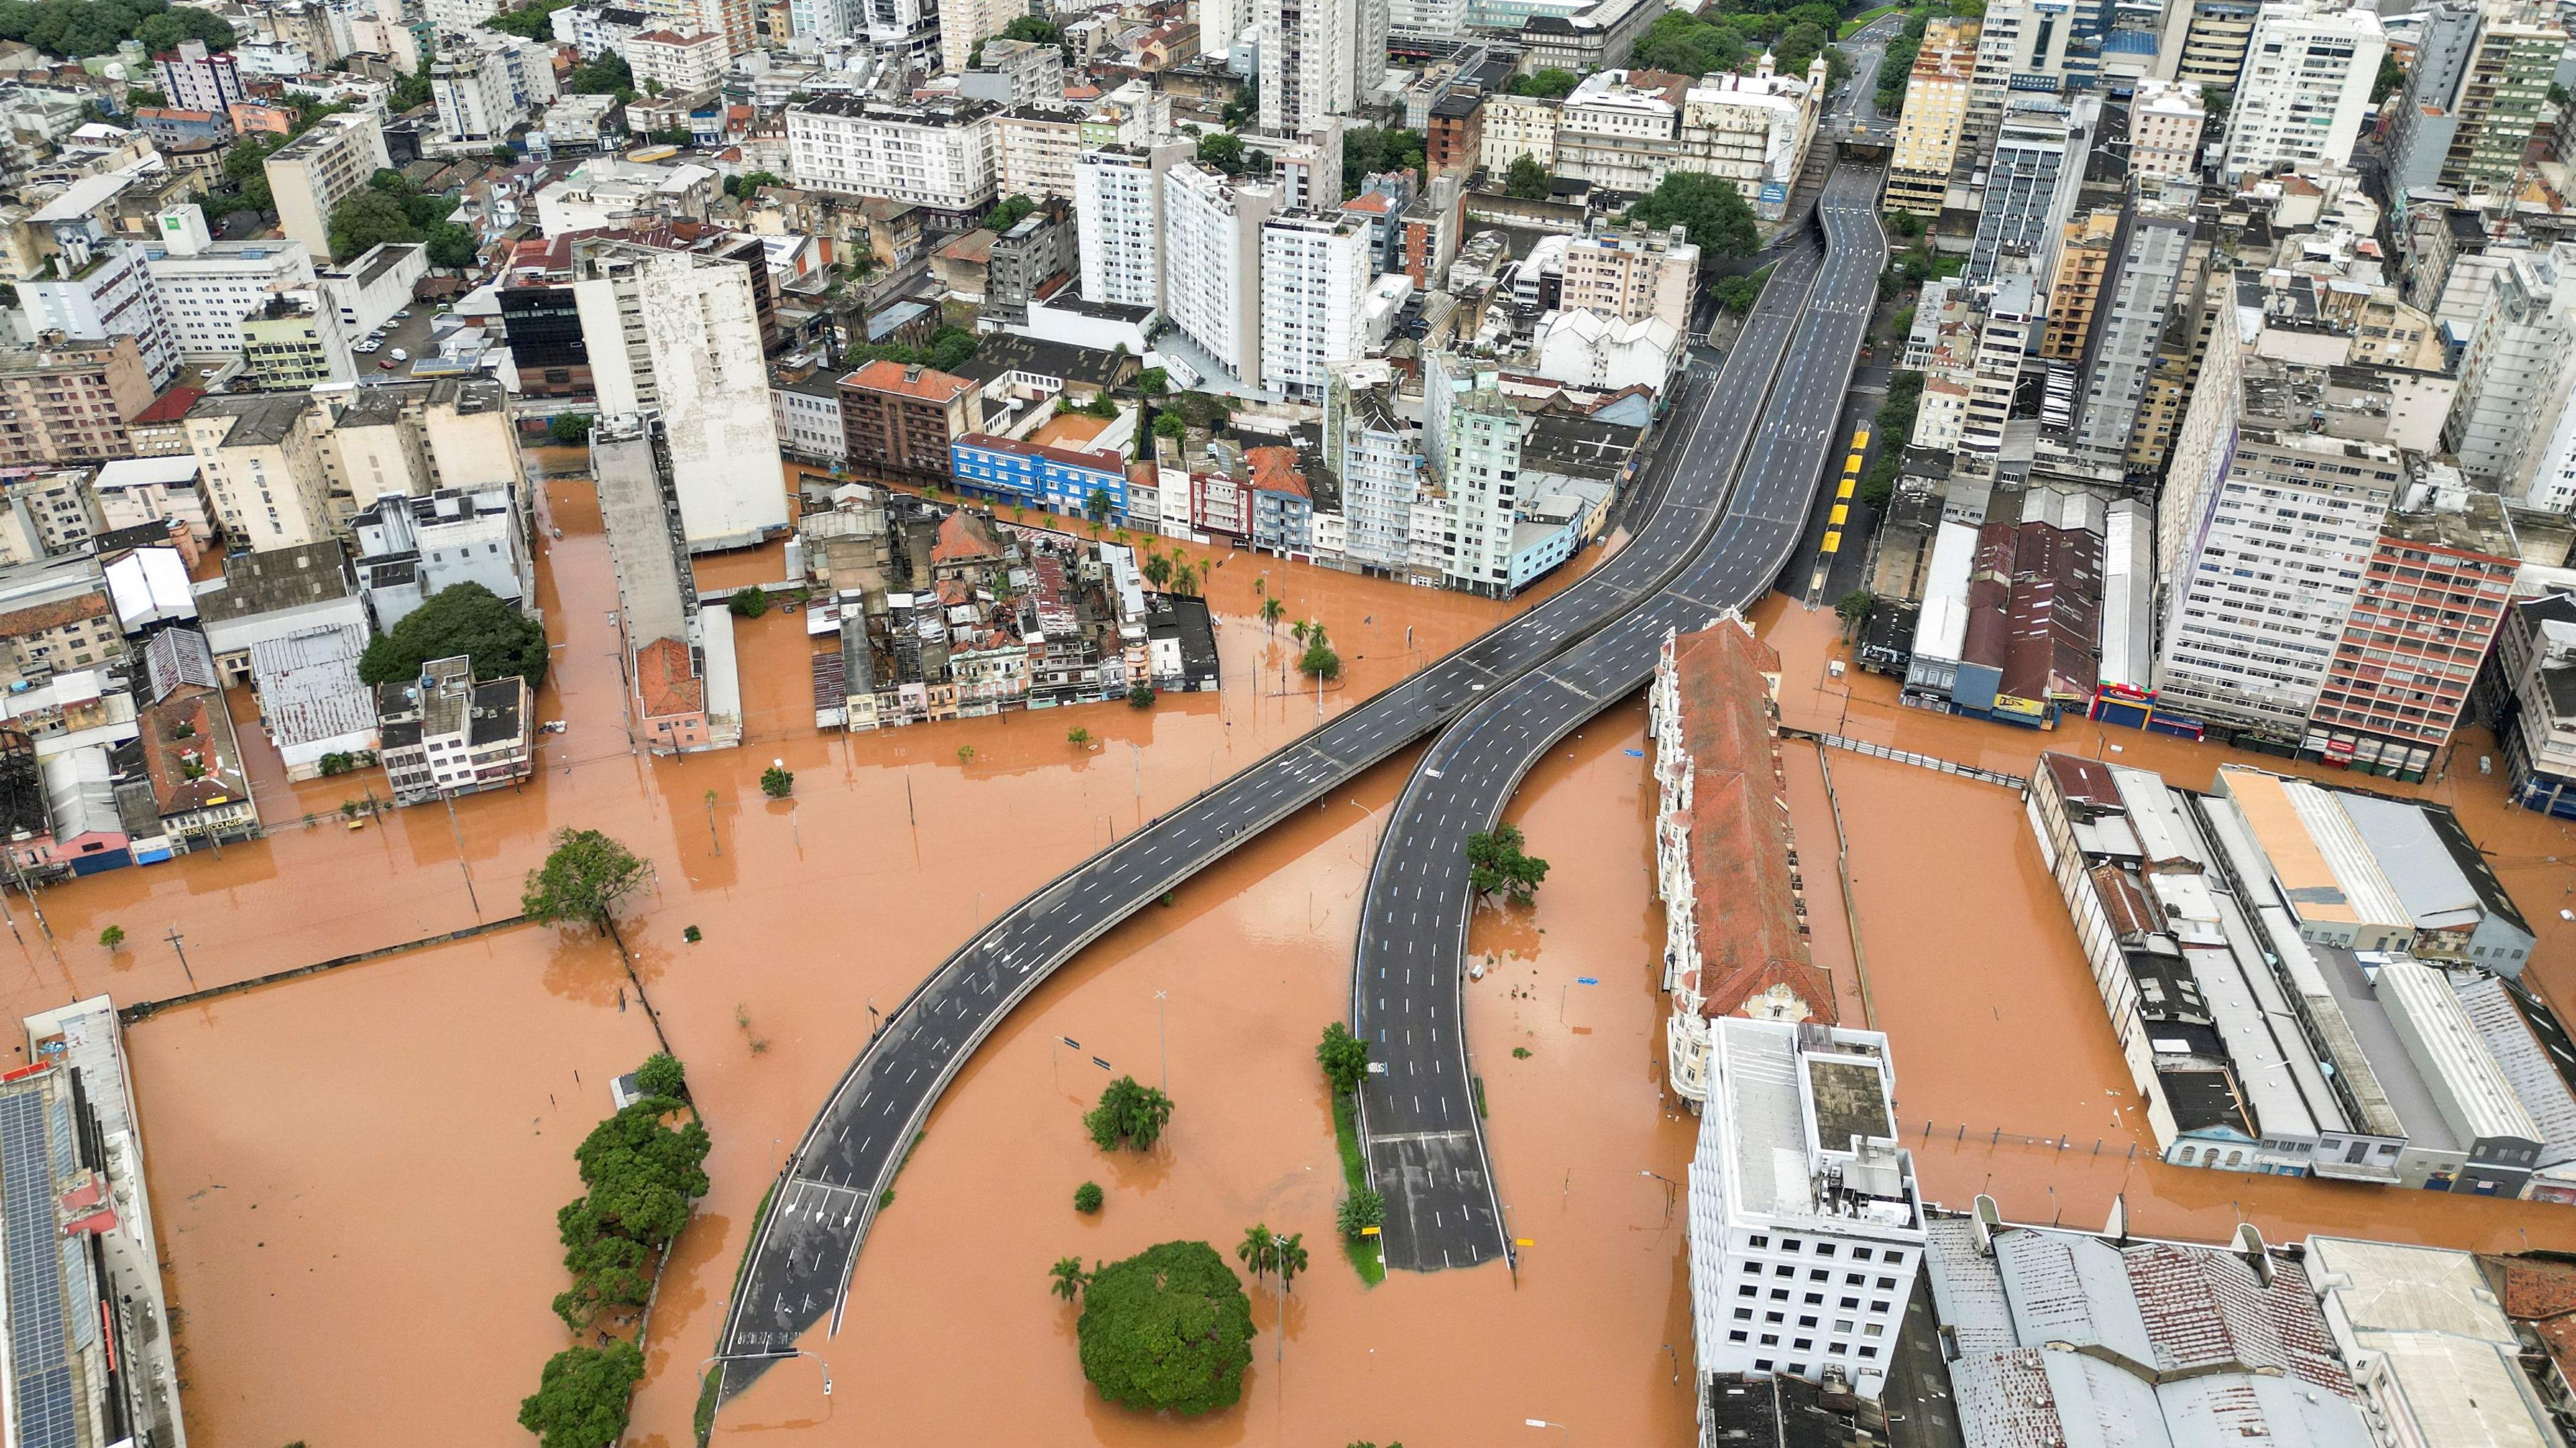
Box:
[712, 225, 1835, 1402]
[1352, 163, 1889, 1272]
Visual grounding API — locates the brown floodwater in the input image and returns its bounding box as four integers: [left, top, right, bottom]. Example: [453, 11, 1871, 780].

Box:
[23, 468, 1599, 1445]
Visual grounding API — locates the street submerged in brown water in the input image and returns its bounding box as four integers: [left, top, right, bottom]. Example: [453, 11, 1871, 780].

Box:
[30, 457, 2576, 1446]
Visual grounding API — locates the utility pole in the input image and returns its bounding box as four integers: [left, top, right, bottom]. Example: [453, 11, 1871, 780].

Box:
[443, 790, 480, 919]
[1154, 989, 1168, 1091]
[164, 926, 194, 987]
[704, 788, 720, 856]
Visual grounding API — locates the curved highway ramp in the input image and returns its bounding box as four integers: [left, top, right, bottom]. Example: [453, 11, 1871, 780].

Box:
[709, 223, 1839, 1405]
[1351, 162, 1890, 1274]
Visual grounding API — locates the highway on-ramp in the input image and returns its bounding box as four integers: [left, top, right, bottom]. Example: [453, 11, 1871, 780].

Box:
[710, 229, 1839, 1406]
[1350, 162, 1890, 1273]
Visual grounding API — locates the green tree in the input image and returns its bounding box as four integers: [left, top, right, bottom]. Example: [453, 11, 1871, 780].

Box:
[1336, 1187, 1385, 1239]
[982, 192, 1037, 231]
[1067, 726, 1092, 748]
[1627, 172, 1759, 260]
[1000, 13, 1059, 41]
[1835, 590, 1876, 631]
[1464, 823, 1549, 906]
[425, 221, 480, 269]
[98, 925, 125, 950]
[1083, 1075, 1175, 1152]
[1075, 1241, 1255, 1416]
[1316, 1021, 1371, 1095]
[728, 586, 769, 618]
[760, 765, 794, 798]
[1051, 1254, 1089, 1300]
[1299, 638, 1340, 679]
[325, 187, 421, 262]
[1260, 594, 1285, 631]
[521, 828, 655, 934]
[1275, 1231, 1307, 1292]
[1505, 67, 1578, 98]
[1237, 1223, 1276, 1281]
[1138, 366, 1169, 396]
[549, 412, 596, 444]
[518, 1341, 645, 1448]
[568, 51, 633, 98]
[1340, 127, 1426, 195]
[2374, 50, 2408, 104]
[1074, 1180, 1104, 1213]
[636, 1051, 686, 1098]
[1630, 9, 1750, 79]
[358, 581, 548, 689]
[1152, 410, 1187, 440]
[551, 1226, 652, 1328]
[1196, 130, 1246, 174]
[1128, 684, 1156, 709]
[483, 0, 576, 39]
[569, 1096, 710, 1249]
[1503, 153, 1552, 200]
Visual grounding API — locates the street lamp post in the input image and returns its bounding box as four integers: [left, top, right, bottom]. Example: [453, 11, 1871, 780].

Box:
[1525, 1418, 1570, 1445]
[1640, 1169, 1679, 1223]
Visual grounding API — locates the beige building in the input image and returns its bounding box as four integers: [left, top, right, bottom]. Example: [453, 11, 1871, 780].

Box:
[629, 30, 730, 93]
[1560, 223, 1699, 332]
[0, 337, 159, 469]
[2130, 78, 2206, 183]
[241, 296, 354, 391]
[0, 555, 121, 686]
[1887, 17, 1978, 216]
[1477, 92, 1560, 172]
[184, 393, 338, 549]
[2041, 210, 2118, 361]
[264, 113, 392, 262]
[994, 104, 1085, 200]
[313, 378, 528, 516]
[938, 0, 1021, 74]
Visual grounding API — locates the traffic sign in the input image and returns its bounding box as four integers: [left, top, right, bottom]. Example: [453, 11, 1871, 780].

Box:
[1513, 1238, 1535, 1247]
[1575, 977, 1599, 986]
[1360, 1225, 1381, 1236]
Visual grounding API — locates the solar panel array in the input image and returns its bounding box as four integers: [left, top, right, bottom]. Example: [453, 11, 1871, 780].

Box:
[0, 1089, 76, 1448]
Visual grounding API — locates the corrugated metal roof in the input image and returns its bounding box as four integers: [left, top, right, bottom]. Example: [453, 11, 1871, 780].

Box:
[248, 622, 378, 748]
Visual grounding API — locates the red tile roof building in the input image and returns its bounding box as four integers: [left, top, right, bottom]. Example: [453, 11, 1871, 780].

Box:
[633, 636, 709, 750]
[839, 360, 982, 482]
[1648, 614, 1833, 1108]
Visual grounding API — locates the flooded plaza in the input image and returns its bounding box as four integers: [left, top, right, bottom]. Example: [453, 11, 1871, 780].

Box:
[24, 456, 2576, 1445]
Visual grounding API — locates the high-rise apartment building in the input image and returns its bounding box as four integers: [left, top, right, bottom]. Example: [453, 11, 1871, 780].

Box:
[1961, 0, 2075, 174]
[2214, 1, 2384, 182]
[0, 338, 158, 470]
[938, 0, 1018, 72]
[19, 234, 180, 388]
[786, 97, 999, 215]
[1960, 268, 2041, 458]
[994, 105, 1084, 200]
[572, 239, 790, 553]
[1074, 141, 1192, 310]
[1685, 1018, 1923, 1402]
[1560, 223, 1699, 331]
[428, 31, 560, 154]
[2157, 0, 2260, 87]
[184, 392, 339, 549]
[2128, 77, 2205, 183]
[1886, 17, 1978, 215]
[153, 38, 245, 113]
[2061, 189, 2195, 470]
[142, 204, 317, 360]
[2153, 357, 2409, 745]
[241, 295, 356, 390]
[1258, 212, 1369, 400]
[1964, 96, 2089, 290]
[2443, 245, 2576, 492]
[787, 0, 931, 58]
[2439, 15, 2561, 192]
[2306, 491, 2517, 777]
[266, 113, 392, 262]
[1259, 0, 1377, 135]
[1424, 352, 1523, 596]
[1162, 162, 1275, 386]
[2041, 210, 2117, 361]
[2385, 0, 2481, 199]
[1324, 360, 1426, 578]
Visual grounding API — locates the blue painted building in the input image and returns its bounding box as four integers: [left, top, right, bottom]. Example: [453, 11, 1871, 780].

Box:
[949, 433, 1128, 518]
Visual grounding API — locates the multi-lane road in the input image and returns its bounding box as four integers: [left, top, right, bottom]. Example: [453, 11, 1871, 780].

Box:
[711, 195, 1868, 1404]
[1351, 163, 1891, 1271]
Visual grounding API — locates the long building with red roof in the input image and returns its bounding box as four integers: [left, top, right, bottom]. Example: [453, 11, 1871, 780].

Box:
[1647, 614, 1835, 1108]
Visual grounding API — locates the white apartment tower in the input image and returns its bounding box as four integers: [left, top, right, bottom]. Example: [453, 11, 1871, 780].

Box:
[1687, 1018, 1925, 1406]
[1425, 351, 1523, 596]
[1162, 162, 1277, 385]
[785, 97, 1000, 213]
[2448, 245, 2576, 506]
[1075, 142, 1192, 310]
[1258, 211, 1370, 399]
[2216, 1, 2385, 182]
[1258, 0, 1383, 134]
[572, 241, 790, 553]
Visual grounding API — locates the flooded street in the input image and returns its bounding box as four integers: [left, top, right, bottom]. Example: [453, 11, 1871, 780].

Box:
[37, 441, 2576, 1446]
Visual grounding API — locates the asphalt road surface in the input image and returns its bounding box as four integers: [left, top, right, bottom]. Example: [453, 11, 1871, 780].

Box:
[710, 232, 1849, 1404]
[1350, 162, 1890, 1274]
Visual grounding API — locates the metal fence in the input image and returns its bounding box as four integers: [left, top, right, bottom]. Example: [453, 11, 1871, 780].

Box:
[1782, 728, 2028, 791]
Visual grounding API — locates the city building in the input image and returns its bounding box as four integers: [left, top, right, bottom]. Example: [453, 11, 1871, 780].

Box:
[2162, 0, 2262, 88]
[629, 30, 730, 95]
[592, 415, 740, 753]
[994, 105, 1086, 201]
[2215, 1, 2385, 182]
[838, 360, 981, 482]
[1964, 96, 2090, 290]
[1648, 615, 1833, 1111]
[264, 113, 392, 262]
[1073, 142, 1192, 313]
[375, 654, 535, 805]
[142, 205, 317, 360]
[1258, 0, 1363, 137]
[2385, 0, 2482, 201]
[786, 97, 1000, 217]
[2432, 11, 2559, 194]
[239, 295, 356, 390]
[572, 238, 790, 553]
[0, 338, 158, 469]
[2127, 77, 2204, 184]
[19, 232, 180, 390]
[1686, 1017, 1923, 1400]
[350, 485, 535, 630]
[91, 456, 210, 542]
[6, 998, 190, 1447]
[949, 433, 1128, 516]
[1162, 162, 1276, 386]
[246, 620, 379, 780]
[1257, 211, 1370, 400]
[154, 37, 245, 113]
[182, 392, 337, 550]
[0, 555, 121, 687]
[2059, 189, 2195, 471]
[1960, 0, 2076, 168]
[1887, 17, 1979, 216]
[1479, 93, 1558, 174]
[1560, 222, 1698, 332]
[2307, 1237, 2562, 1448]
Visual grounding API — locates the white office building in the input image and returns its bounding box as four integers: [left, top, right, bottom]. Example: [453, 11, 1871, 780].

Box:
[142, 205, 316, 361]
[1162, 162, 1276, 385]
[2447, 245, 2576, 504]
[21, 236, 180, 389]
[1687, 1017, 1925, 1410]
[1258, 212, 1370, 400]
[573, 240, 790, 553]
[1425, 351, 1522, 595]
[786, 96, 1000, 213]
[1074, 142, 1190, 311]
[429, 31, 561, 154]
[2216, 1, 2385, 181]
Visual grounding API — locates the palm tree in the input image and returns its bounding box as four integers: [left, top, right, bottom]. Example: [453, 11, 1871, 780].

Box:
[1291, 620, 1310, 647]
[1120, 1082, 1175, 1147]
[1143, 551, 1173, 589]
[1238, 1223, 1277, 1282]
[1049, 1256, 1087, 1301]
[1276, 1232, 1308, 1292]
[1260, 595, 1284, 631]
